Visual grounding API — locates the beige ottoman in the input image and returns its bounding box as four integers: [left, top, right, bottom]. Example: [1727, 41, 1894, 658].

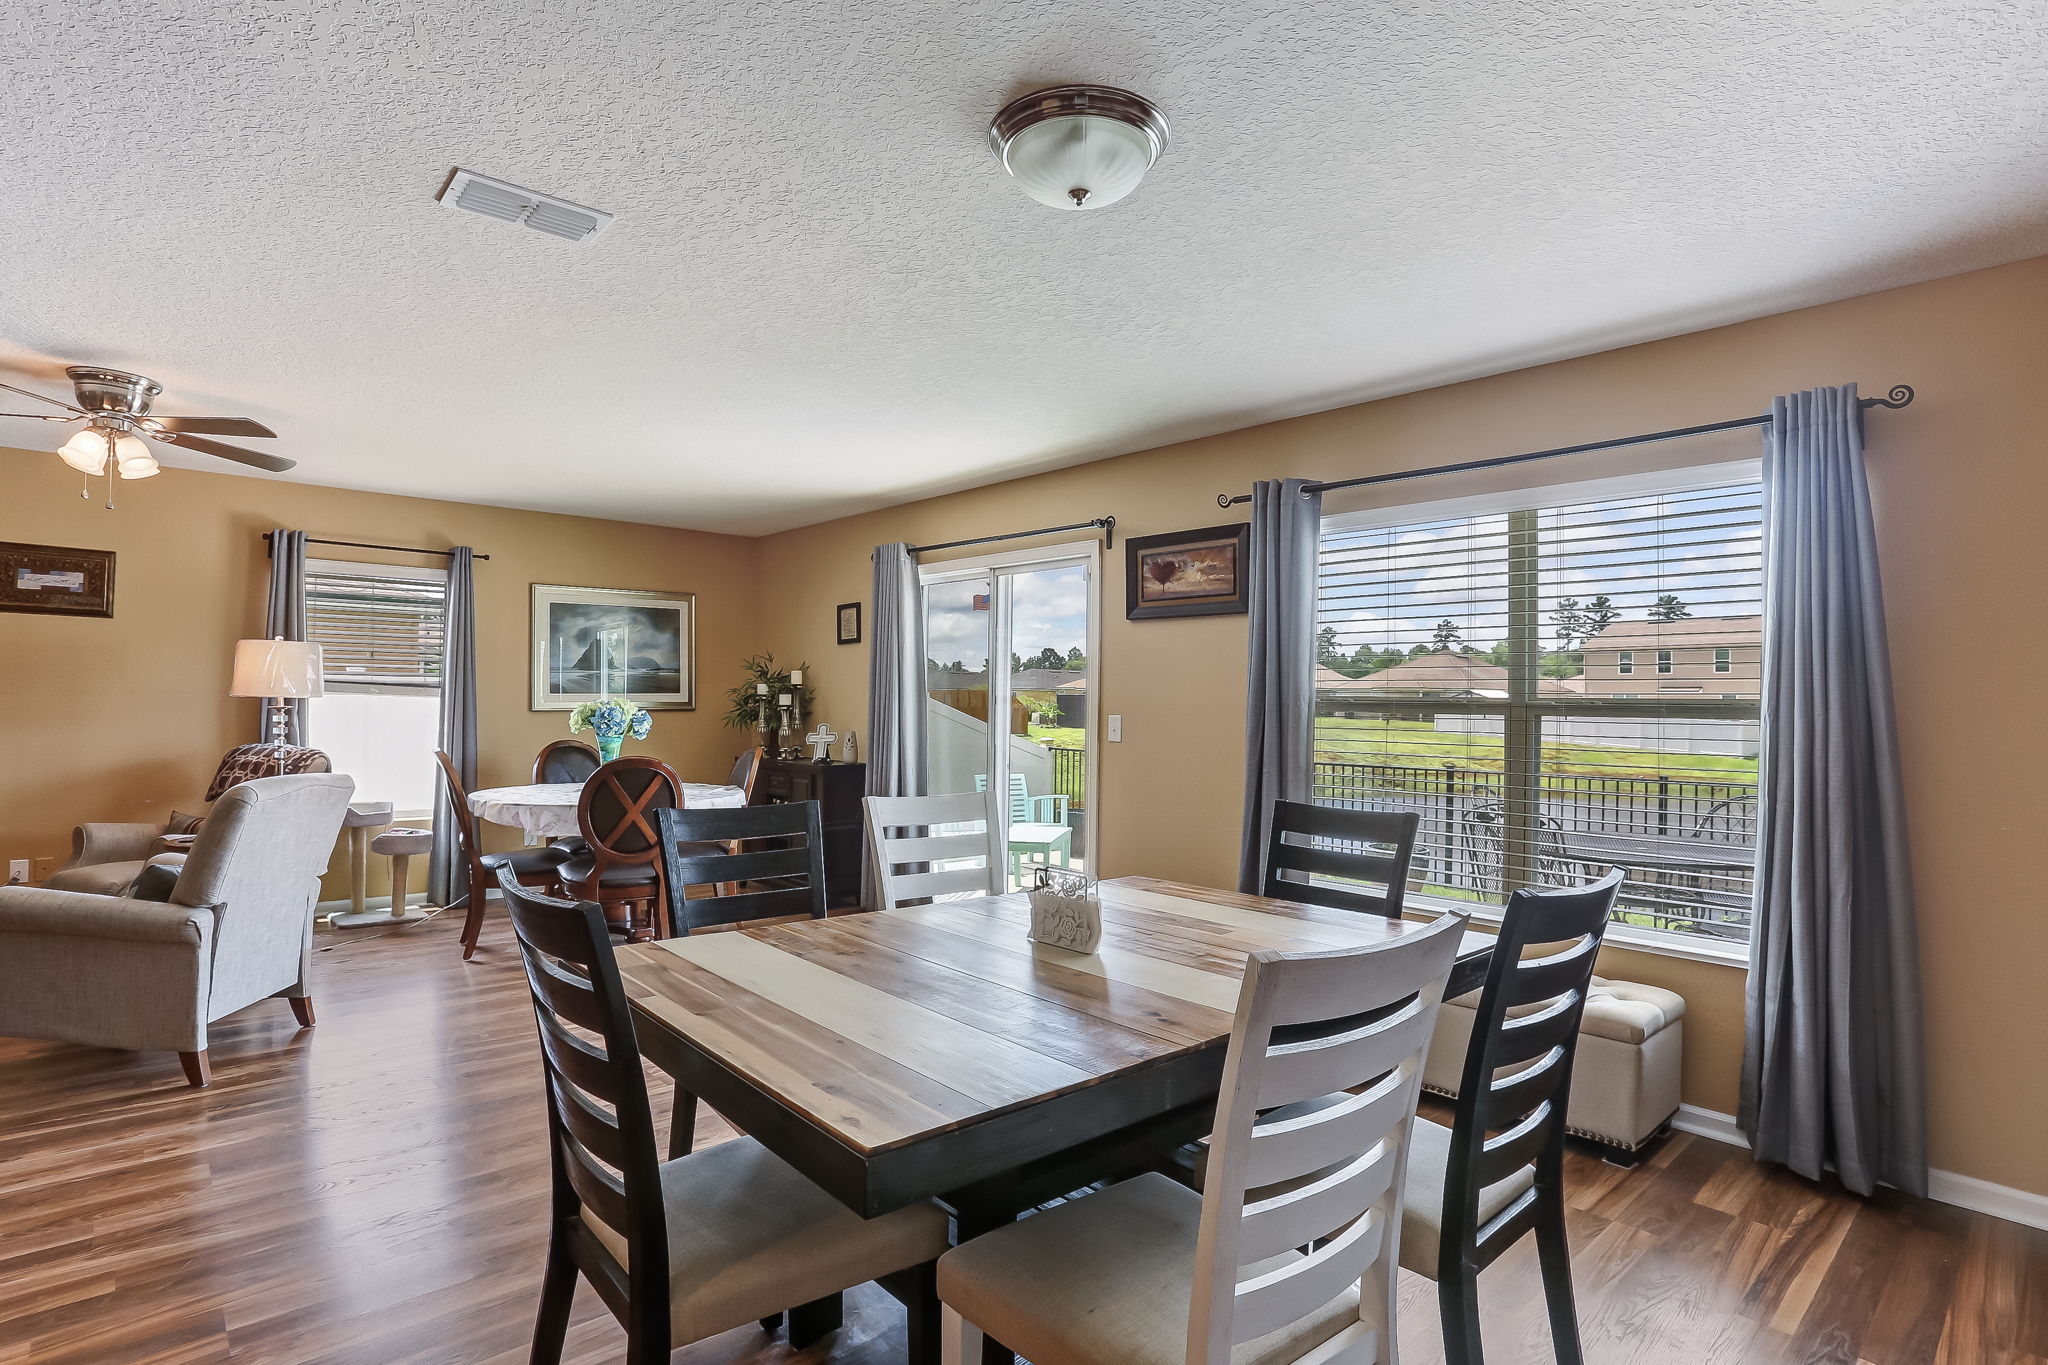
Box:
[1422, 975, 1685, 1165]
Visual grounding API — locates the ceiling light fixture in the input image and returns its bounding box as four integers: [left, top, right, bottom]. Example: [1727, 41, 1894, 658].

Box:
[988, 84, 1169, 211]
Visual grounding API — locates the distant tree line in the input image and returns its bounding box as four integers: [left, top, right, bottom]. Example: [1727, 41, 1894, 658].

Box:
[1316, 595, 1694, 679]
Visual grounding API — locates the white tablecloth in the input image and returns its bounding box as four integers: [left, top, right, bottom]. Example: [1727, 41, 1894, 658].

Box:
[468, 781, 749, 843]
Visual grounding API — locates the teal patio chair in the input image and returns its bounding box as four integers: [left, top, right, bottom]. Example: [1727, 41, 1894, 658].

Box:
[974, 773, 1072, 884]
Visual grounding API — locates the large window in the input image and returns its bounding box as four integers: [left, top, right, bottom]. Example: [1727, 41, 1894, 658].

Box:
[1314, 469, 1761, 943]
[304, 559, 446, 815]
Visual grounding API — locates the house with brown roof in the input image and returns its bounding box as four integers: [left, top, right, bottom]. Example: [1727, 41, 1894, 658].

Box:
[1578, 615, 1762, 700]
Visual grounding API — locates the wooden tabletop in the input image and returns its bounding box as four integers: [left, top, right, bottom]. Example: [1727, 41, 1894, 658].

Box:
[616, 876, 1493, 1216]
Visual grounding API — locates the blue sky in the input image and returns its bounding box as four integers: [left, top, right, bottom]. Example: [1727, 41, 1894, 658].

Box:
[925, 563, 1089, 669]
[1319, 483, 1764, 655]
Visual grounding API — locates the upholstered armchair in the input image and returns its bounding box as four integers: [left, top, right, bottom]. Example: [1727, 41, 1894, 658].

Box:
[46, 744, 330, 897]
[0, 773, 354, 1087]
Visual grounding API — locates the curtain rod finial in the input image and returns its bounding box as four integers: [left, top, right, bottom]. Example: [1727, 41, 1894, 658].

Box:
[1864, 384, 1914, 410]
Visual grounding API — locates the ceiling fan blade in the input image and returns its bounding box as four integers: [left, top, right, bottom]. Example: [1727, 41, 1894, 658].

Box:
[0, 412, 82, 421]
[0, 380, 85, 414]
[149, 415, 278, 438]
[156, 431, 296, 472]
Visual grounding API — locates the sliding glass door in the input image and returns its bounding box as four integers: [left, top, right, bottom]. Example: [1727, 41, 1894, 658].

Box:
[921, 545, 1098, 891]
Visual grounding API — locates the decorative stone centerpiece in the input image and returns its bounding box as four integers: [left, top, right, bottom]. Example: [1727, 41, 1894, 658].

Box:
[1027, 865, 1101, 954]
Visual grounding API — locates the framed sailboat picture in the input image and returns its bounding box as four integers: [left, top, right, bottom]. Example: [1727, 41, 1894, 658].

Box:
[531, 583, 696, 711]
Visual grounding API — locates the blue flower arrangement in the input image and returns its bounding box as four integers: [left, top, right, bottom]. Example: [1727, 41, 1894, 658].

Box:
[569, 697, 654, 761]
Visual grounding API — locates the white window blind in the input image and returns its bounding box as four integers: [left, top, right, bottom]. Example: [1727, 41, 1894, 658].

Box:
[1314, 472, 1762, 944]
[306, 562, 447, 693]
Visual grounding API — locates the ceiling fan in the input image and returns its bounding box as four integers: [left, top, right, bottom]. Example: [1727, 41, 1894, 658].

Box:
[0, 366, 293, 480]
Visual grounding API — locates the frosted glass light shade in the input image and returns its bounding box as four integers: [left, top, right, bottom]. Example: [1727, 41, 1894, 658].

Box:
[58, 429, 113, 474]
[114, 436, 159, 479]
[230, 638, 326, 699]
[1002, 114, 1156, 210]
[989, 85, 1169, 212]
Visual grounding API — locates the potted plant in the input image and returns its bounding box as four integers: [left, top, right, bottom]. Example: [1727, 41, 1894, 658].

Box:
[569, 698, 653, 763]
[724, 654, 816, 753]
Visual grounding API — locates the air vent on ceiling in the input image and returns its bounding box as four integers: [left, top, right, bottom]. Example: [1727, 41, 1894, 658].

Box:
[437, 169, 613, 243]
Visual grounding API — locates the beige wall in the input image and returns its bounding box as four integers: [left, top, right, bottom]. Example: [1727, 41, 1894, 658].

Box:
[0, 455, 759, 899]
[754, 255, 2048, 1198]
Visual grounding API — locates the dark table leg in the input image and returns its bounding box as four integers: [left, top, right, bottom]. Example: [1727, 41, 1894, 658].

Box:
[946, 1184, 1023, 1365]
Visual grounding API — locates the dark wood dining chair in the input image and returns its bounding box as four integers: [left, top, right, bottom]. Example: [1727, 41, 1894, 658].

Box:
[1400, 867, 1626, 1365]
[656, 800, 828, 935]
[558, 756, 681, 942]
[726, 744, 765, 803]
[1261, 798, 1421, 919]
[433, 749, 565, 961]
[486, 864, 949, 1365]
[533, 738, 601, 785]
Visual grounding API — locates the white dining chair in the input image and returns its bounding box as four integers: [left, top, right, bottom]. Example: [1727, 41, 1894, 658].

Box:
[936, 912, 1470, 1365]
[865, 791, 1005, 910]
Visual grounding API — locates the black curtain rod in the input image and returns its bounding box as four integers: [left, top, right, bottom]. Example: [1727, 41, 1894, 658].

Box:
[909, 516, 1115, 555]
[262, 532, 490, 561]
[1216, 385, 1915, 507]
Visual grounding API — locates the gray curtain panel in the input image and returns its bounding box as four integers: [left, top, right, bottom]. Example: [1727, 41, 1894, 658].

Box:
[429, 547, 479, 908]
[863, 542, 925, 906]
[1238, 479, 1323, 893]
[1741, 384, 1926, 1197]
[263, 528, 309, 745]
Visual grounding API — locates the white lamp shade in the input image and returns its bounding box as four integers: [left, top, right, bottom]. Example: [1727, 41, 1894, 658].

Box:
[114, 436, 160, 479]
[58, 429, 112, 475]
[230, 638, 326, 699]
[1001, 114, 1157, 210]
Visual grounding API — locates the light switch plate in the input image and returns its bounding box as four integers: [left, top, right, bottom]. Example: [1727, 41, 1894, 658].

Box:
[1107, 714, 1123, 743]
[6, 860, 27, 885]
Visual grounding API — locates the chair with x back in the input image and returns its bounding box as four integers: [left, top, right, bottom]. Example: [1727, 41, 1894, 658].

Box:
[558, 756, 681, 942]
[1399, 867, 1625, 1365]
[938, 912, 1470, 1365]
[491, 865, 950, 1365]
[1262, 799, 1420, 920]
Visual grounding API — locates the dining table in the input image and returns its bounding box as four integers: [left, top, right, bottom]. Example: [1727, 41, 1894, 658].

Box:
[614, 876, 1495, 1234]
[467, 779, 749, 844]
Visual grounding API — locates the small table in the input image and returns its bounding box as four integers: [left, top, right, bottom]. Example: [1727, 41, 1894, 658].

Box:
[468, 780, 748, 844]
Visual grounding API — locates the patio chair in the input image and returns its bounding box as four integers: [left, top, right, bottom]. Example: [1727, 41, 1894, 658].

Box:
[973, 772, 1072, 883]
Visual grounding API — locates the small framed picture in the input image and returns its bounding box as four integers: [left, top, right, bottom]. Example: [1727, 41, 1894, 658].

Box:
[0, 541, 115, 618]
[1125, 523, 1251, 620]
[836, 600, 863, 645]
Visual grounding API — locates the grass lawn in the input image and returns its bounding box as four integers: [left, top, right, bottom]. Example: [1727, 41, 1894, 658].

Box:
[1025, 725, 1086, 748]
[1314, 716, 1757, 782]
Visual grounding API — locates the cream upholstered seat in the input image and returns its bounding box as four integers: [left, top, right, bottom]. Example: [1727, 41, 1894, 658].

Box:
[1395, 1117, 1535, 1276]
[1423, 975, 1686, 1160]
[584, 1136, 948, 1347]
[939, 914, 1472, 1365]
[938, 1173, 1361, 1365]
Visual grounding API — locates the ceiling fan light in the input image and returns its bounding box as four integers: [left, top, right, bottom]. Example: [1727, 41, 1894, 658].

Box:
[58, 429, 111, 475]
[114, 436, 160, 479]
[989, 85, 1169, 211]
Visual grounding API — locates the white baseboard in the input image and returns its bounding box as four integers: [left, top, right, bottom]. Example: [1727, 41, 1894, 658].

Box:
[1671, 1104, 2048, 1232]
[315, 894, 438, 916]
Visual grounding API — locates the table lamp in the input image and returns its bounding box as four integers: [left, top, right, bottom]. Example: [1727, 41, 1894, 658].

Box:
[230, 638, 325, 772]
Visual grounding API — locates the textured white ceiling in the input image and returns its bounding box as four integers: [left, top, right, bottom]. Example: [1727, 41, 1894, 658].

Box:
[2, 0, 2045, 534]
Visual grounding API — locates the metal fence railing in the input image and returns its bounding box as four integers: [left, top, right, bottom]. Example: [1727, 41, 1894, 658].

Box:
[1313, 759, 1757, 940]
[1048, 745, 1087, 810]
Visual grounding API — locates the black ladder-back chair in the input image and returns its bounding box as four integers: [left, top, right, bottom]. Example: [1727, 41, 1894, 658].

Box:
[1262, 799, 1421, 919]
[490, 863, 946, 1365]
[1426, 867, 1626, 1365]
[656, 801, 829, 935]
[491, 862, 676, 1364]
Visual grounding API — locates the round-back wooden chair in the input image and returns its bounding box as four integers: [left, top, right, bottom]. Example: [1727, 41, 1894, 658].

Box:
[533, 738, 602, 786]
[559, 756, 682, 941]
[434, 749, 568, 960]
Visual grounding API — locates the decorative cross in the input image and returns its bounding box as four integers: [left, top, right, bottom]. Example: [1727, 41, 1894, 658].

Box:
[805, 723, 838, 762]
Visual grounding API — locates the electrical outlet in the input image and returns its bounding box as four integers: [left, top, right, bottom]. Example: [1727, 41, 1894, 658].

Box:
[32, 856, 55, 883]
[6, 860, 27, 886]
[1107, 714, 1123, 743]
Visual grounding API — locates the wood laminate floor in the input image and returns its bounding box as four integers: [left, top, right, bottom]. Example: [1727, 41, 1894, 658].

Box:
[1, 911, 2043, 1365]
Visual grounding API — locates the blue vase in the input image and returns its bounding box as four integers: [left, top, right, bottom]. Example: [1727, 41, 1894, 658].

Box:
[598, 734, 623, 763]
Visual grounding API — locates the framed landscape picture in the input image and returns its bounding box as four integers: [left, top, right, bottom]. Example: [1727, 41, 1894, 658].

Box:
[0, 541, 115, 618]
[1125, 523, 1251, 620]
[531, 583, 695, 711]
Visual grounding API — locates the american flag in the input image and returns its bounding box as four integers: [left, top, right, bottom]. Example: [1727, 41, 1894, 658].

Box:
[972, 593, 990, 611]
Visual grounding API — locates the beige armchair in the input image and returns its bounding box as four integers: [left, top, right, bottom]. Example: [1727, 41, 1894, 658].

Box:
[46, 744, 331, 897]
[0, 773, 354, 1087]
